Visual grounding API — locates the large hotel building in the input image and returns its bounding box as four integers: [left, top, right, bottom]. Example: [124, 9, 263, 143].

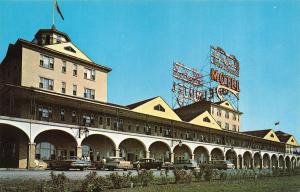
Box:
[0, 26, 299, 169]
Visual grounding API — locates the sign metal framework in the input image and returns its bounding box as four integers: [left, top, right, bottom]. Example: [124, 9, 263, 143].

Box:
[209, 46, 240, 109]
[172, 62, 205, 108]
[171, 46, 240, 110]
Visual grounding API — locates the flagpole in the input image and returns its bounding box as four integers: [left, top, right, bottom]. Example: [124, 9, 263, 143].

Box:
[52, 0, 55, 27]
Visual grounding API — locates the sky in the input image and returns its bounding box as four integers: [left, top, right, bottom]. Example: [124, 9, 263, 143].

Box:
[0, 0, 299, 140]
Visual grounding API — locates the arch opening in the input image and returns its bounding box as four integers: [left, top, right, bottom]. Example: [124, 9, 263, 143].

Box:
[279, 155, 284, 169]
[262, 154, 270, 169]
[0, 124, 29, 168]
[34, 130, 77, 161]
[211, 148, 224, 161]
[243, 151, 252, 169]
[81, 134, 116, 162]
[194, 146, 209, 164]
[271, 154, 278, 169]
[173, 144, 192, 163]
[119, 138, 146, 162]
[253, 152, 262, 169]
[149, 141, 171, 162]
[225, 149, 237, 168]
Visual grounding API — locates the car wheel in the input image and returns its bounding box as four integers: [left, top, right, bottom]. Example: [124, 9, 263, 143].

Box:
[184, 166, 188, 170]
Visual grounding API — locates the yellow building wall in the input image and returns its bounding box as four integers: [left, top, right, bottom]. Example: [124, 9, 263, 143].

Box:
[131, 97, 181, 121]
[21, 47, 108, 102]
[263, 130, 280, 142]
[189, 111, 221, 130]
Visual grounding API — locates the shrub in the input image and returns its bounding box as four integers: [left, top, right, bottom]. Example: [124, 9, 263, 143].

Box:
[192, 169, 203, 182]
[107, 172, 131, 189]
[203, 166, 214, 181]
[173, 169, 193, 184]
[38, 171, 69, 192]
[160, 170, 169, 185]
[81, 171, 108, 192]
[138, 170, 155, 186]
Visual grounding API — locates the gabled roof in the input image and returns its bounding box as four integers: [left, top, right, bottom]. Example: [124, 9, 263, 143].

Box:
[174, 100, 242, 118]
[127, 96, 181, 121]
[45, 42, 92, 62]
[16, 39, 111, 72]
[275, 131, 298, 146]
[189, 111, 221, 130]
[243, 129, 273, 138]
[127, 96, 159, 109]
[243, 129, 280, 142]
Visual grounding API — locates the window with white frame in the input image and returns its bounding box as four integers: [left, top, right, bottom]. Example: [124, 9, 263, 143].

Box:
[62, 61, 66, 73]
[73, 64, 77, 76]
[39, 77, 54, 90]
[40, 55, 54, 69]
[84, 68, 95, 80]
[73, 84, 77, 96]
[84, 88, 95, 99]
[61, 82, 66, 94]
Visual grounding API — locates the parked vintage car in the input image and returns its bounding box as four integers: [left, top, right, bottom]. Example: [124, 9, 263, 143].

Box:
[48, 157, 92, 171]
[133, 158, 163, 170]
[104, 157, 133, 171]
[174, 159, 198, 170]
[200, 160, 235, 170]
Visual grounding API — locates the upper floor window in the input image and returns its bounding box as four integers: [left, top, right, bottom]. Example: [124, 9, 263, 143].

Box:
[73, 64, 77, 76]
[233, 125, 237, 131]
[84, 68, 95, 80]
[61, 82, 66, 94]
[225, 123, 229, 129]
[39, 77, 54, 90]
[73, 84, 77, 96]
[99, 116, 103, 126]
[38, 106, 52, 121]
[106, 117, 111, 127]
[72, 111, 76, 123]
[154, 104, 165, 112]
[40, 55, 54, 69]
[233, 114, 237, 120]
[217, 121, 221, 127]
[57, 35, 62, 44]
[225, 112, 229, 119]
[84, 88, 95, 99]
[60, 108, 65, 121]
[62, 61, 66, 73]
[217, 109, 221, 116]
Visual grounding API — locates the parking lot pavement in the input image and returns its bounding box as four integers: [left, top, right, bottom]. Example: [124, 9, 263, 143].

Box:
[0, 169, 172, 180]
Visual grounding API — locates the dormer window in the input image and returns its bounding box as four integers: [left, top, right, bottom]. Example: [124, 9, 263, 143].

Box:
[57, 35, 62, 43]
[154, 104, 165, 112]
[270, 133, 274, 138]
[291, 139, 294, 142]
[64, 46, 76, 53]
[203, 117, 211, 123]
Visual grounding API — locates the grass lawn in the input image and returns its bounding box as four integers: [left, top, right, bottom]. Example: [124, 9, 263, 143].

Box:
[113, 175, 300, 192]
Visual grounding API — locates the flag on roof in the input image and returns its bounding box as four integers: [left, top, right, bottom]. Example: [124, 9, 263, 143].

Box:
[55, 0, 64, 20]
[275, 121, 280, 126]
